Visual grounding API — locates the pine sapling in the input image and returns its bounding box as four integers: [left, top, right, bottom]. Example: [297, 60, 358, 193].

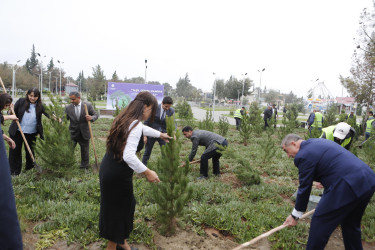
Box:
[151, 116, 193, 236]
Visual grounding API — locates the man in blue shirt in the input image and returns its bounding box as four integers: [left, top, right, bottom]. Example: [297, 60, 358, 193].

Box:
[282, 134, 375, 250]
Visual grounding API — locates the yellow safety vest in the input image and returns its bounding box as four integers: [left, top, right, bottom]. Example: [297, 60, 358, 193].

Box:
[312, 112, 323, 128]
[321, 125, 351, 148]
[366, 117, 375, 133]
[234, 109, 243, 119]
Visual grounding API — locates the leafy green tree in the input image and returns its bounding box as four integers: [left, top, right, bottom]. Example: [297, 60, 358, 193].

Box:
[263, 89, 280, 104]
[341, 8, 375, 124]
[223, 76, 242, 99]
[35, 94, 76, 174]
[123, 76, 144, 83]
[214, 79, 225, 99]
[176, 73, 196, 100]
[148, 81, 161, 85]
[163, 82, 173, 96]
[151, 116, 193, 235]
[87, 65, 106, 100]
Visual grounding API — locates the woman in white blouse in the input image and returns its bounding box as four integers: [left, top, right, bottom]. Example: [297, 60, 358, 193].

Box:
[99, 91, 171, 250]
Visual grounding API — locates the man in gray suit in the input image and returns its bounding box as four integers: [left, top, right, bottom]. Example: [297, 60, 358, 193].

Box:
[142, 96, 175, 166]
[65, 92, 98, 169]
[182, 126, 228, 179]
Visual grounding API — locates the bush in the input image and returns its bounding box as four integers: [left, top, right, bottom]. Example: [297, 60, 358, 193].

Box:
[217, 115, 230, 137]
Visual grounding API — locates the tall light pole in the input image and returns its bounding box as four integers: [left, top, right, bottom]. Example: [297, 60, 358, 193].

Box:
[145, 59, 147, 84]
[57, 60, 64, 96]
[257, 68, 265, 102]
[54, 76, 58, 94]
[37, 53, 46, 99]
[212, 72, 216, 119]
[11, 60, 21, 99]
[48, 71, 52, 92]
[241, 73, 247, 106]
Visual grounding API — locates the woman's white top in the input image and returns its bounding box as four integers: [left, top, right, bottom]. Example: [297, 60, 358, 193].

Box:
[123, 120, 161, 173]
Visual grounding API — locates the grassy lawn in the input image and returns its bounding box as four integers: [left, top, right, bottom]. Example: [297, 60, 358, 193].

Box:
[4, 117, 375, 249]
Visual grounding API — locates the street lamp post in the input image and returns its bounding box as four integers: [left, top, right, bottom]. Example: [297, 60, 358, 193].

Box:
[145, 59, 147, 84]
[257, 68, 265, 102]
[212, 72, 216, 120]
[241, 73, 247, 106]
[11, 60, 21, 99]
[57, 60, 64, 96]
[37, 53, 46, 99]
[54, 77, 58, 95]
[48, 71, 51, 92]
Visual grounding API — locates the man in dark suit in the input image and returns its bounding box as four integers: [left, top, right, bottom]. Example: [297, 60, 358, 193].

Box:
[263, 105, 273, 129]
[65, 92, 98, 169]
[142, 96, 175, 166]
[0, 124, 23, 248]
[281, 134, 375, 250]
[182, 126, 228, 179]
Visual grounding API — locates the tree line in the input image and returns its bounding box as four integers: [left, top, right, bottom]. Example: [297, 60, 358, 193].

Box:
[1, 44, 304, 105]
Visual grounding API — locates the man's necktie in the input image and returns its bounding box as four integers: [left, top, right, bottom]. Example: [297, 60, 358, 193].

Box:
[75, 105, 80, 119]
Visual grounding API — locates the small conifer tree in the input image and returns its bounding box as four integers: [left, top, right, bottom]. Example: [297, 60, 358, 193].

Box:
[175, 100, 194, 127]
[248, 102, 263, 136]
[239, 110, 252, 146]
[151, 116, 193, 236]
[217, 115, 230, 137]
[198, 110, 214, 131]
[35, 94, 76, 174]
[323, 105, 338, 127]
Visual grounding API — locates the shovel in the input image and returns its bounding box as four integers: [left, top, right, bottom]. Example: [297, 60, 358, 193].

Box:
[84, 103, 99, 170]
[0, 77, 42, 173]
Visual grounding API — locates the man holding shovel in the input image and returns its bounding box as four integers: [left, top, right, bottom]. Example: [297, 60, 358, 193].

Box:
[281, 134, 375, 250]
[65, 92, 98, 169]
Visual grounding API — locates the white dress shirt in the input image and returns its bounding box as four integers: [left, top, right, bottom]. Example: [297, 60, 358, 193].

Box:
[123, 120, 161, 173]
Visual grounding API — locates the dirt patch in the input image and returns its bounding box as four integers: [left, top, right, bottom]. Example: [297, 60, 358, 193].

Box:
[221, 173, 242, 188]
[151, 226, 239, 250]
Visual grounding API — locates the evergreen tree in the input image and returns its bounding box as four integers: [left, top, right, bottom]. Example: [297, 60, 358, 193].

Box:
[111, 71, 119, 81]
[323, 105, 338, 127]
[238, 110, 252, 146]
[175, 99, 194, 127]
[47, 58, 54, 71]
[151, 116, 193, 235]
[217, 115, 229, 137]
[26, 44, 38, 74]
[248, 102, 263, 136]
[198, 110, 214, 131]
[35, 94, 76, 174]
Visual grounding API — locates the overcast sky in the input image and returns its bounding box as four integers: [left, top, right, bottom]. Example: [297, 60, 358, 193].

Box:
[1, 0, 373, 98]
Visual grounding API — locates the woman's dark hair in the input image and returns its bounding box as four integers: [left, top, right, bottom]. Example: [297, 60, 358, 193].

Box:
[106, 91, 158, 159]
[24, 88, 43, 113]
[0, 93, 12, 125]
[0, 93, 12, 111]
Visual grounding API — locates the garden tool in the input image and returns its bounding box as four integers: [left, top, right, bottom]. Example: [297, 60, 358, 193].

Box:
[84, 103, 99, 170]
[232, 209, 315, 250]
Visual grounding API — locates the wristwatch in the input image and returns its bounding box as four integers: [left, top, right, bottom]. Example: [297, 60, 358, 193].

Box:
[291, 214, 299, 221]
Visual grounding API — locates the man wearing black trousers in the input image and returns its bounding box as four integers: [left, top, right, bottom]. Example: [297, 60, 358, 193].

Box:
[142, 96, 175, 166]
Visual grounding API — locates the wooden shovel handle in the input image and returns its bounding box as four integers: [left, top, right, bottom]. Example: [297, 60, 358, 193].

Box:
[84, 104, 99, 169]
[232, 209, 315, 250]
